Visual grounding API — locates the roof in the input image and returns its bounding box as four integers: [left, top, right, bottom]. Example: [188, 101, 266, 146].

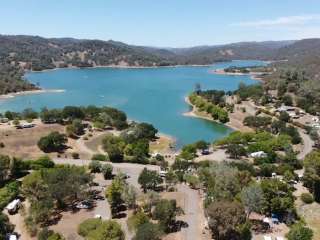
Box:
[6, 199, 20, 210]
[9, 235, 17, 240]
[277, 105, 296, 112]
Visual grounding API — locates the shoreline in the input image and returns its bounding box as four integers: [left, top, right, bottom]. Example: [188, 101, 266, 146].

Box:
[183, 96, 239, 131]
[0, 89, 65, 100]
[210, 68, 266, 81]
[28, 63, 214, 74]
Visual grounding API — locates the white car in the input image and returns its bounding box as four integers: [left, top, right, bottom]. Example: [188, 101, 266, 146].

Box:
[76, 202, 91, 209]
[7, 234, 17, 240]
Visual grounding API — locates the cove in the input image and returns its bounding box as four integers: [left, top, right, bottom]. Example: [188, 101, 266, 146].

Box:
[0, 60, 267, 147]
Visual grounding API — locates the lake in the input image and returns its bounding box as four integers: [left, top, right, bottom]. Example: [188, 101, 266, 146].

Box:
[0, 60, 267, 147]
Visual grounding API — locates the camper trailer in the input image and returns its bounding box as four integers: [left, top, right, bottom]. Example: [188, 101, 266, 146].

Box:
[5, 199, 21, 214]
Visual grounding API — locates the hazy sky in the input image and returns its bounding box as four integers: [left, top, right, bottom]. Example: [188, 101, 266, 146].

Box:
[1, 0, 320, 47]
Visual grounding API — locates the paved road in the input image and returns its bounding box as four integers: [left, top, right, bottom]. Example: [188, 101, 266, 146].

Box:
[53, 158, 160, 191]
[177, 184, 208, 240]
[297, 129, 314, 160]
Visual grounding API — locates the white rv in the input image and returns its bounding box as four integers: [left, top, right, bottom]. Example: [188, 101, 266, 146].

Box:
[5, 199, 21, 214]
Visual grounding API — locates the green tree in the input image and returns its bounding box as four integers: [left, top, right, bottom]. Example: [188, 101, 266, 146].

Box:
[37, 132, 67, 153]
[38, 228, 64, 240]
[106, 176, 125, 217]
[212, 164, 241, 201]
[62, 106, 85, 121]
[102, 135, 125, 162]
[241, 184, 265, 217]
[122, 185, 137, 209]
[0, 213, 13, 240]
[138, 168, 163, 193]
[303, 150, 320, 202]
[66, 119, 84, 137]
[282, 94, 293, 106]
[0, 155, 11, 184]
[153, 199, 181, 232]
[127, 211, 149, 232]
[226, 144, 247, 159]
[87, 220, 125, 240]
[194, 140, 209, 150]
[78, 218, 103, 237]
[279, 111, 290, 122]
[206, 201, 247, 240]
[165, 170, 178, 189]
[40, 108, 63, 123]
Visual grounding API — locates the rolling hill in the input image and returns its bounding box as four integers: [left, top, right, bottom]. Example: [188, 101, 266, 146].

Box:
[0, 35, 319, 95]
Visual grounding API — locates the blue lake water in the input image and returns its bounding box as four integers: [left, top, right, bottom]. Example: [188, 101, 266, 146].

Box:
[0, 60, 267, 147]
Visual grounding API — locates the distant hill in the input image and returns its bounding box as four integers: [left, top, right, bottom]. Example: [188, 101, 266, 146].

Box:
[0, 35, 319, 95]
[272, 39, 320, 80]
[0, 35, 178, 94]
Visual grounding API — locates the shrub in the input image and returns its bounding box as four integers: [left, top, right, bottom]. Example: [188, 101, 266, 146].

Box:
[72, 152, 80, 159]
[29, 155, 55, 170]
[92, 154, 108, 161]
[89, 161, 102, 173]
[25, 216, 38, 237]
[301, 193, 314, 204]
[38, 228, 64, 240]
[134, 222, 162, 240]
[78, 218, 102, 237]
[286, 223, 313, 240]
[0, 142, 4, 148]
[0, 181, 20, 210]
[101, 164, 113, 180]
[12, 119, 20, 126]
[127, 211, 149, 232]
[37, 132, 67, 153]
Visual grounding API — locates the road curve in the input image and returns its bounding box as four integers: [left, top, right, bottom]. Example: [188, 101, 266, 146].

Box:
[297, 129, 314, 160]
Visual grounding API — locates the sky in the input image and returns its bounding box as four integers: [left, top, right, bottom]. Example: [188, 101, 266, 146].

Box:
[1, 0, 320, 47]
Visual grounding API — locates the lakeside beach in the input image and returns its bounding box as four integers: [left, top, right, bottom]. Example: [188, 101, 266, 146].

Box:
[183, 96, 244, 132]
[210, 68, 266, 81]
[0, 89, 65, 100]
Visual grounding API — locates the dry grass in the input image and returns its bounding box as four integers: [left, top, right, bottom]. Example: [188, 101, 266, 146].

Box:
[84, 132, 110, 153]
[296, 199, 320, 240]
[149, 135, 174, 154]
[0, 120, 64, 159]
[161, 191, 186, 210]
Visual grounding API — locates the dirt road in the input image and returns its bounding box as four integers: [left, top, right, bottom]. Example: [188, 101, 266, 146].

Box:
[297, 129, 314, 160]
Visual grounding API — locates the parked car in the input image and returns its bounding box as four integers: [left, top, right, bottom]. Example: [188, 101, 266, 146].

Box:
[76, 201, 92, 209]
[6, 233, 18, 240]
[201, 149, 210, 155]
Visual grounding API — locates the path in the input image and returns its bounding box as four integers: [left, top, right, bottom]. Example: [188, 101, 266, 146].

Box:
[297, 128, 314, 160]
[177, 184, 208, 240]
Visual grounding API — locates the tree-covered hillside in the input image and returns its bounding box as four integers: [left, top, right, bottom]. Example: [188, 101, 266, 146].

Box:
[0, 35, 320, 95]
[0, 35, 179, 94]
